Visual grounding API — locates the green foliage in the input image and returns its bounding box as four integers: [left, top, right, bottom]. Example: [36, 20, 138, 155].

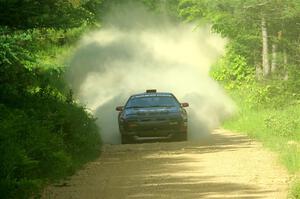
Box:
[179, 0, 300, 74]
[0, 0, 103, 29]
[211, 48, 254, 89]
[246, 82, 300, 108]
[210, 40, 300, 196]
[0, 7, 102, 198]
[264, 113, 299, 138]
[0, 95, 101, 198]
[0, 27, 33, 66]
[180, 0, 300, 196]
[223, 88, 300, 169]
[211, 48, 300, 108]
[290, 181, 300, 199]
[0, 27, 102, 195]
[100, 0, 180, 20]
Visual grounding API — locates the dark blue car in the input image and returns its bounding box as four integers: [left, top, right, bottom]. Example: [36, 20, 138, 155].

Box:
[116, 90, 189, 144]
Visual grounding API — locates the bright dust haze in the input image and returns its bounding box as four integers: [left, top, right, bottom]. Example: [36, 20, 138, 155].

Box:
[67, 3, 235, 144]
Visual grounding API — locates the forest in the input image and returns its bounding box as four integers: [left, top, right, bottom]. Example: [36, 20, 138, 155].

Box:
[0, 0, 299, 198]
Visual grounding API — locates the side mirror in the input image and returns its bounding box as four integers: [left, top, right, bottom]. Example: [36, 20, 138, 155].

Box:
[181, 102, 189, 107]
[115, 106, 124, 111]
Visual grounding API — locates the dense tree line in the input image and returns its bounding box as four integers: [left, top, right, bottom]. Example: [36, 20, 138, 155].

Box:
[0, 1, 104, 198]
[179, 0, 300, 78]
[0, 0, 103, 28]
[178, 0, 300, 107]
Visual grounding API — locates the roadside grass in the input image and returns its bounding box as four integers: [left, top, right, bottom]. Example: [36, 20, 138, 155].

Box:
[291, 181, 300, 199]
[223, 87, 300, 198]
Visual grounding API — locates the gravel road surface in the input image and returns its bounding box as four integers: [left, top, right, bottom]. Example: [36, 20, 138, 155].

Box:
[42, 129, 289, 199]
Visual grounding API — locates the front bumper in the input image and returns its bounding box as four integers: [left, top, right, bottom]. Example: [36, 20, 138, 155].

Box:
[119, 120, 187, 141]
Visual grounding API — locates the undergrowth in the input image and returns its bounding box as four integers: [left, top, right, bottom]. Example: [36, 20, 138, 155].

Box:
[211, 49, 300, 198]
[0, 26, 102, 198]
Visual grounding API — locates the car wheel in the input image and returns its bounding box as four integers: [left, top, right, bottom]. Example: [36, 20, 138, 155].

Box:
[173, 133, 187, 142]
[121, 135, 131, 144]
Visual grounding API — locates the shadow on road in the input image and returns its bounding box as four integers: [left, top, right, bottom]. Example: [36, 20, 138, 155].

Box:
[95, 130, 276, 199]
[42, 130, 286, 199]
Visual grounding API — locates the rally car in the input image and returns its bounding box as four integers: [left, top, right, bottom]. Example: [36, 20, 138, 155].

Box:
[116, 89, 189, 144]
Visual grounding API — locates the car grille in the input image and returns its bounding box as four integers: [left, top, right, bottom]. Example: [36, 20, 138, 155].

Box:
[126, 119, 180, 131]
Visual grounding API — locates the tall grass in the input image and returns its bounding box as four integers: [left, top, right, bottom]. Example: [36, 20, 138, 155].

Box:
[223, 86, 300, 197]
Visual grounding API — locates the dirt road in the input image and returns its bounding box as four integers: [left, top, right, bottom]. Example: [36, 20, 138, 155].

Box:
[42, 129, 289, 199]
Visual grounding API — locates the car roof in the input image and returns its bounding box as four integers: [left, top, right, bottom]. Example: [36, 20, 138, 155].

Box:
[130, 92, 174, 98]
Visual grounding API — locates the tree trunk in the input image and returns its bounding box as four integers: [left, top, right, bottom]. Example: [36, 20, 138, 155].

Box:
[271, 43, 277, 73]
[255, 60, 263, 80]
[261, 16, 270, 77]
[283, 50, 288, 80]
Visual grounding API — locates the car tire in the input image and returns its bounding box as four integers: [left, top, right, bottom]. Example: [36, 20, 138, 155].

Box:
[173, 133, 187, 142]
[121, 135, 132, 144]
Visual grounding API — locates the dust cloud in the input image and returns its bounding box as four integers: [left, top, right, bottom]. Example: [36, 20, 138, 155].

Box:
[66, 4, 235, 144]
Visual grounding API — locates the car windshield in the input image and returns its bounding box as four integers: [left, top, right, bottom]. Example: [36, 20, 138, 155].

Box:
[126, 96, 180, 108]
